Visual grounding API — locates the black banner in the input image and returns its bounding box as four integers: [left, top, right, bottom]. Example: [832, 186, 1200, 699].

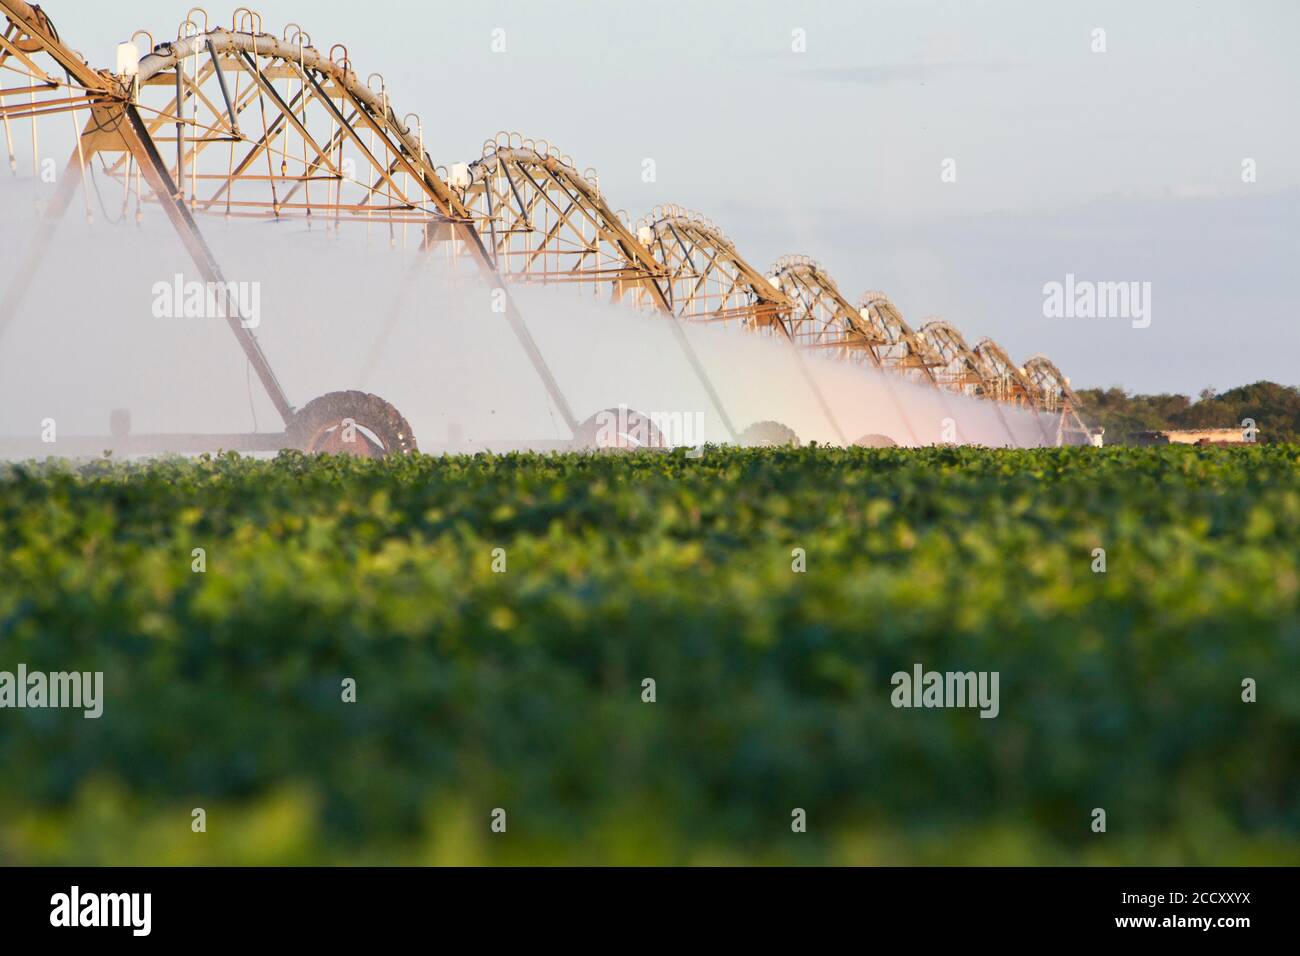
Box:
[0, 866, 1285, 942]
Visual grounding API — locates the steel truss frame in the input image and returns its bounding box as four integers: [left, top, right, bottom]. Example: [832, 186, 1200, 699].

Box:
[454, 134, 739, 440]
[1025, 354, 1092, 445]
[633, 204, 846, 442]
[0, 1, 1088, 454]
[0, 5, 585, 450]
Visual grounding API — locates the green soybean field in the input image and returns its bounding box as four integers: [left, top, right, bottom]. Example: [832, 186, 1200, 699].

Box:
[1, 445, 1297, 864]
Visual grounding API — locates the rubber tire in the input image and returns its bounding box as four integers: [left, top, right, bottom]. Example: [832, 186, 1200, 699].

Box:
[853, 433, 898, 448]
[738, 420, 800, 448]
[286, 390, 418, 456]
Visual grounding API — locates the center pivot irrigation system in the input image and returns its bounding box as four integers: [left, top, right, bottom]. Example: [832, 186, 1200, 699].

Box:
[0, 2, 1093, 458]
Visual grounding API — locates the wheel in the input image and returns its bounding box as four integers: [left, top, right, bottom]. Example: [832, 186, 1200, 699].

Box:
[572, 407, 666, 450]
[853, 433, 898, 448]
[286, 390, 417, 457]
[738, 420, 800, 447]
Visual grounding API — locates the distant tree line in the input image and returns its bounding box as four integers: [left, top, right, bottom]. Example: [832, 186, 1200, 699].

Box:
[1075, 381, 1300, 444]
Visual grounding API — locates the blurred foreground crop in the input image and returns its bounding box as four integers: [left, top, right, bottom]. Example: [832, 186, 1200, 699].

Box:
[1, 445, 1297, 864]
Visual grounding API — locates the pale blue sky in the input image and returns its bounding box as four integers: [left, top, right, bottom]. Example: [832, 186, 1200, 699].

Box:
[25, 0, 1300, 392]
